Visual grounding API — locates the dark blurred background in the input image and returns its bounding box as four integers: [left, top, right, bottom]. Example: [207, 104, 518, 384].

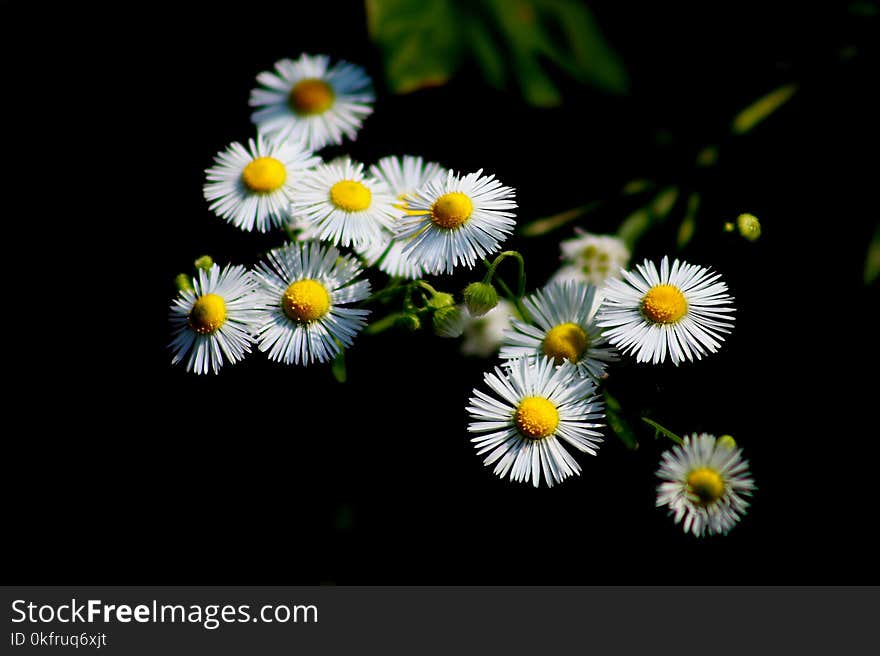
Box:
[4, 1, 878, 583]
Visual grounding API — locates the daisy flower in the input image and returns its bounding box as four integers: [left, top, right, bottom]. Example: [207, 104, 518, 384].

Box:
[467, 357, 604, 488]
[596, 256, 735, 365]
[656, 433, 755, 537]
[169, 264, 262, 375]
[203, 134, 320, 233]
[461, 299, 516, 358]
[249, 54, 374, 151]
[253, 241, 371, 365]
[355, 155, 447, 278]
[289, 157, 397, 248]
[396, 169, 517, 275]
[552, 230, 630, 287]
[500, 280, 617, 381]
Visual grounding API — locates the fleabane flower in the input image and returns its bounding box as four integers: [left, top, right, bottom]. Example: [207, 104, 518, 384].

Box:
[355, 155, 447, 279]
[169, 264, 262, 375]
[656, 433, 755, 537]
[250, 54, 374, 151]
[552, 230, 630, 287]
[396, 169, 517, 275]
[467, 357, 604, 488]
[596, 256, 735, 365]
[253, 241, 370, 365]
[203, 135, 320, 233]
[289, 157, 397, 248]
[500, 280, 617, 381]
[461, 299, 516, 358]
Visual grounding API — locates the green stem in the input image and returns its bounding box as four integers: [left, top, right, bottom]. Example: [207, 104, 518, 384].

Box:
[641, 417, 684, 445]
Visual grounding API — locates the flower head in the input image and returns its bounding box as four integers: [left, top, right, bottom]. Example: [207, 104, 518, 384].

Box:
[467, 357, 604, 487]
[656, 433, 755, 536]
[596, 256, 735, 365]
[250, 54, 374, 151]
[553, 231, 630, 287]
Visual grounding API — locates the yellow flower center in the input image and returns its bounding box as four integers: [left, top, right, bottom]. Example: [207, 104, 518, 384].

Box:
[288, 78, 335, 115]
[330, 180, 372, 212]
[542, 322, 589, 364]
[282, 279, 331, 323]
[514, 396, 560, 440]
[581, 244, 598, 259]
[241, 157, 287, 193]
[686, 467, 725, 506]
[641, 284, 688, 324]
[188, 293, 227, 335]
[430, 192, 473, 229]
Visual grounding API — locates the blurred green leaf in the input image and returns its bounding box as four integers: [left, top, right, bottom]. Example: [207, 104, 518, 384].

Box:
[676, 192, 701, 250]
[731, 83, 798, 135]
[367, 0, 629, 105]
[366, 0, 462, 93]
[331, 349, 347, 383]
[519, 201, 600, 236]
[604, 391, 638, 450]
[617, 185, 679, 249]
[865, 223, 880, 285]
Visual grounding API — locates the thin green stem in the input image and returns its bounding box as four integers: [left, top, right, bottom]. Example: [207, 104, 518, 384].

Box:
[641, 417, 684, 445]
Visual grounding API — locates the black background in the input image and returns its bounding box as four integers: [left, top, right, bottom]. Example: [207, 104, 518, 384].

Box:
[4, 1, 878, 584]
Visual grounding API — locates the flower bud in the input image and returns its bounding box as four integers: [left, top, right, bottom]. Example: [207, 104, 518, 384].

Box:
[433, 305, 465, 338]
[395, 313, 421, 332]
[194, 255, 214, 271]
[463, 282, 499, 317]
[175, 273, 194, 293]
[736, 213, 761, 241]
[426, 291, 455, 310]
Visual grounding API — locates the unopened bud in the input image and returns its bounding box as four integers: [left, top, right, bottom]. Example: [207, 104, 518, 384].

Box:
[463, 282, 499, 317]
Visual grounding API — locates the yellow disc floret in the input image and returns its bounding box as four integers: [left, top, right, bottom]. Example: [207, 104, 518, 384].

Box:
[514, 396, 560, 440]
[288, 78, 335, 115]
[542, 322, 589, 364]
[641, 284, 688, 324]
[282, 279, 331, 323]
[430, 192, 473, 229]
[686, 467, 725, 506]
[241, 157, 287, 193]
[330, 180, 372, 212]
[188, 293, 227, 335]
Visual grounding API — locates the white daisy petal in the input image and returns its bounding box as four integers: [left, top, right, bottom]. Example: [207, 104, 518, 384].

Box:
[552, 230, 630, 288]
[596, 255, 735, 365]
[249, 54, 374, 151]
[467, 356, 604, 488]
[252, 241, 371, 365]
[169, 264, 263, 375]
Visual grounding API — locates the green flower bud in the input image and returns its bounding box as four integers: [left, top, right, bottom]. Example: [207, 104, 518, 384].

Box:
[463, 282, 499, 317]
[175, 273, 194, 293]
[395, 313, 421, 331]
[717, 435, 737, 449]
[736, 213, 762, 241]
[194, 255, 214, 271]
[426, 291, 455, 310]
[432, 305, 465, 338]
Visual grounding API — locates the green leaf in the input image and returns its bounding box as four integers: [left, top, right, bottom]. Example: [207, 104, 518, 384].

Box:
[731, 83, 798, 135]
[641, 417, 683, 445]
[676, 192, 701, 250]
[617, 186, 679, 249]
[865, 222, 880, 285]
[331, 349, 347, 383]
[366, 0, 462, 94]
[604, 392, 638, 450]
[519, 201, 600, 237]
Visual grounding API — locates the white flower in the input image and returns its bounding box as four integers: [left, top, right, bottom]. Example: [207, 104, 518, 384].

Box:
[354, 155, 448, 278]
[656, 433, 755, 537]
[203, 135, 320, 233]
[289, 157, 397, 248]
[552, 230, 630, 287]
[467, 357, 604, 488]
[500, 280, 617, 381]
[461, 299, 516, 358]
[396, 169, 517, 275]
[596, 255, 735, 365]
[250, 54, 374, 151]
[169, 264, 262, 375]
[253, 241, 371, 365]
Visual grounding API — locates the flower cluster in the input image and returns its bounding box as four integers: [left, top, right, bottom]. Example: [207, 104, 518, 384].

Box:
[169, 53, 754, 538]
